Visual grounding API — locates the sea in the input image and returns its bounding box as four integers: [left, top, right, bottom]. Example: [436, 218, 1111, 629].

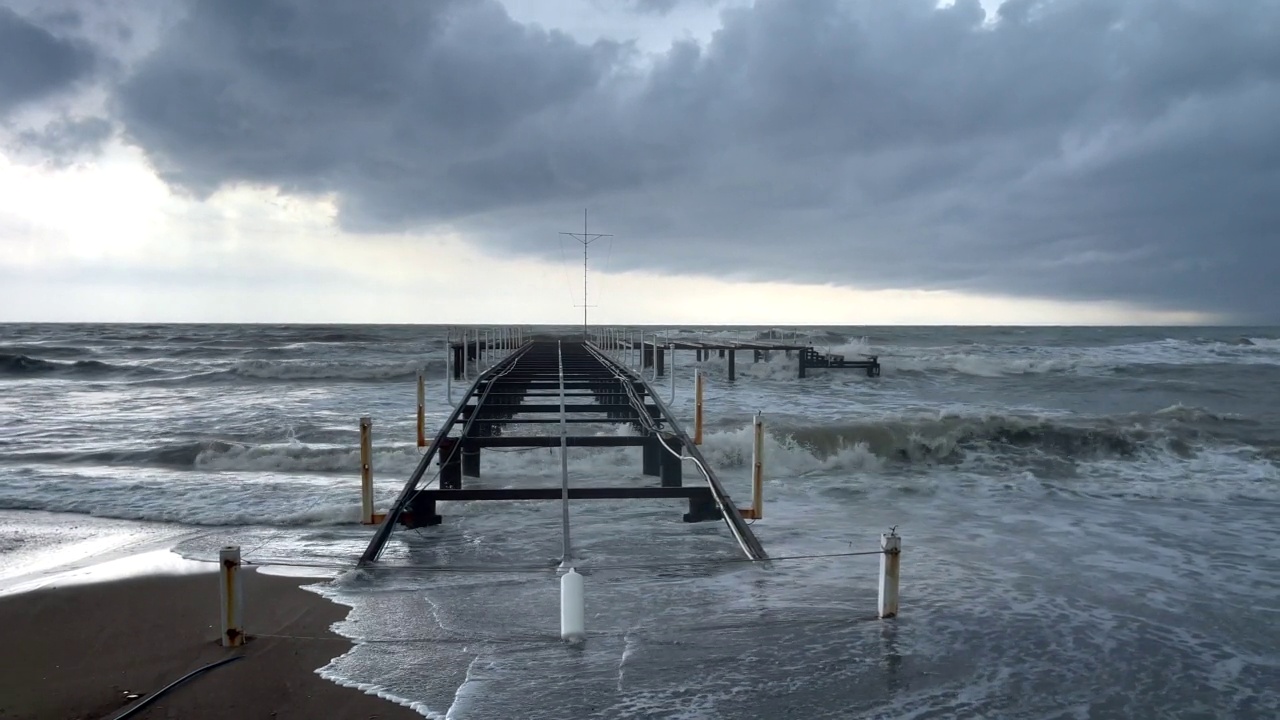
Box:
[2, 323, 1278, 719]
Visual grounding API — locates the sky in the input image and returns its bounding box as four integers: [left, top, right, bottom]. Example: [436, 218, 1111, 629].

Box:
[1, 0, 1276, 326]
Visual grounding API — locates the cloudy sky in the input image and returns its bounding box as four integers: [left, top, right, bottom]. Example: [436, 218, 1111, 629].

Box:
[1, 0, 1276, 325]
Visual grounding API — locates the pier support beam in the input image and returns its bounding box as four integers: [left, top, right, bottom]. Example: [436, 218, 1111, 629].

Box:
[683, 493, 722, 523]
[727, 349, 736, 381]
[659, 435, 683, 487]
[439, 438, 462, 489]
[462, 440, 480, 478]
[642, 435, 661, 476]
[656, 344, 666, 377]
[406, 493, 442, 527]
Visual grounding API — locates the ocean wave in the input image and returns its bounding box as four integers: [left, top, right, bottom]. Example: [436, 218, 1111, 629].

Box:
[0, 353, 153, 379]
[754, 404, 1256, 467]
[0, 440, 427, 475]
[889, 338, 1280, 378]
[223, 358, 443, 381]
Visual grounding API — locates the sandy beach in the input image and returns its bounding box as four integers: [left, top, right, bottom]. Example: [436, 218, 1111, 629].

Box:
[0, 566, 422, 719]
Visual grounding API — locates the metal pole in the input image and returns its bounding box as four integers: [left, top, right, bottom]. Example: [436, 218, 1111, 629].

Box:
[694, 370, 704, 445]
[445, 335, 453, 405]
[416, 372, 426, 447]
[751, 411, 764, 519]
[670, 340, 676, 403]
[558, 341, 571, 566]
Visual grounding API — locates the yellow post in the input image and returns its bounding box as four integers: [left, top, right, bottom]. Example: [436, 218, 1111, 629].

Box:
[416, 371, 426, 447]
[740, 411, 764, 519]
[694, 370, 704, 445]
[360, 416, 374, 525]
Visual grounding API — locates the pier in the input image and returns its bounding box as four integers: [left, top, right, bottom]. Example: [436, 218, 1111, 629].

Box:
[447, 328, 880, 381]
[360, 336, 768, 564]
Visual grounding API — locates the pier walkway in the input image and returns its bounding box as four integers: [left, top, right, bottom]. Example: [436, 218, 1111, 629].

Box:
[360, 338, 767, 564]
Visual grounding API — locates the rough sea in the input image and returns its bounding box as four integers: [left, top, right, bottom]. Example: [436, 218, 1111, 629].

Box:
[2, 323, 1278, 719]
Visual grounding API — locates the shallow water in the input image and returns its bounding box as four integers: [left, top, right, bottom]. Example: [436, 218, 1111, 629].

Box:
[2, 323, 1279, 717]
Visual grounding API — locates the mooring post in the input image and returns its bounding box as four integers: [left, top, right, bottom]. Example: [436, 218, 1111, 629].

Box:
[728, 348, 736, 381]
[219, 545, 243, 648]
[445, 336, 453, 404]
[360, 416, 374, 524]
[694, 369, 704, 445]
[879, 530, 901, 619]
[670, 343, 676, 403]
[750, 411, 763, 519]
[416, 372, 426, 448]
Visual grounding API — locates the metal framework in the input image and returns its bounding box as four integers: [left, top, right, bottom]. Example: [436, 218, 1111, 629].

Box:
[359, 338, 766, 565]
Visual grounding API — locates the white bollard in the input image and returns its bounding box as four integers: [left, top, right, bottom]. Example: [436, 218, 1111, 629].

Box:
[220, 545, 244, 647]
[560, 568, 585, 641]
[879, 531, 901, 619]
[360, 416, 374, 524]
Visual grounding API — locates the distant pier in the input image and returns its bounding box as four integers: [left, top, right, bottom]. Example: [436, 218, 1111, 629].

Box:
[448, 330, 880, 381]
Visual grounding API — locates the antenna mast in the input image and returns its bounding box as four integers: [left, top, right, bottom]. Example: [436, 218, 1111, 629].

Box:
[560, 209, 611, 337]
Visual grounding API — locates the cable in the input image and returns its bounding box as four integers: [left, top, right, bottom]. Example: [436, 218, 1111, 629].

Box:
[111, 655, 244, 720]
[242, 548, 886, 575]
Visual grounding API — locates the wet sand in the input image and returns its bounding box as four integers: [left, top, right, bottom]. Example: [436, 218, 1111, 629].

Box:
[0, 568, 421, 719]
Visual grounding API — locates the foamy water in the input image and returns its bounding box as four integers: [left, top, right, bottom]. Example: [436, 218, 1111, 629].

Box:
[2, 323, 1279, 717]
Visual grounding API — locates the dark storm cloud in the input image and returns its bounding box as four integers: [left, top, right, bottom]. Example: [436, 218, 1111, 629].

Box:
[72, 1, 1280, 319]
[0, 6, 97, 113]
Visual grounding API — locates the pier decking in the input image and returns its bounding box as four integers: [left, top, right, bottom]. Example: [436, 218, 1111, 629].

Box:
[359, 338, 767, 564]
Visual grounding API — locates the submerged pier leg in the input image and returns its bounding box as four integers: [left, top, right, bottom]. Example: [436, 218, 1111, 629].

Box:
[439, 438, 462, 489]
[728, 349, 736, 381]
[683, 493, 723, 523]
[462, 440, 480, 478]
[405, 493, 442, 527]
[660, 435, 683, 487]
[642, 435, 661, 476]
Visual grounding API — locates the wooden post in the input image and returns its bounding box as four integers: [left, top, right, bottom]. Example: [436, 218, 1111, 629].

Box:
[741, 411, 764, 519]
[416, 372, 426, 447]
[879, 531, 901, 619]
[359, 416, 374, 525]
[219, 545, 243, 647]
[694, 370, 704, 445]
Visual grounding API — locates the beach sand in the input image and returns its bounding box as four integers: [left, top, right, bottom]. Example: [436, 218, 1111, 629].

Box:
[0, 568, 421, 719]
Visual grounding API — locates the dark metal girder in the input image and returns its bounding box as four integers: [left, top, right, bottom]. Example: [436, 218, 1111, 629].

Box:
[414, 486, 712, 501]
[465, 436, 647, 448]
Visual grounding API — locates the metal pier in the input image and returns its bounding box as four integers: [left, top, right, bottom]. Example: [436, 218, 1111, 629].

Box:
[447, 330, 880, 381]
[359, 339, 766, 564]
